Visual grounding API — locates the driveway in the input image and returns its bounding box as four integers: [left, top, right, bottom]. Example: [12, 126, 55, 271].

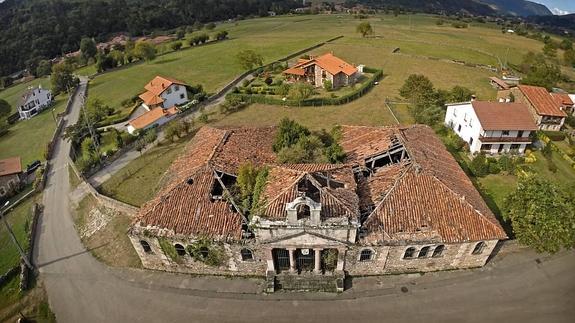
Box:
[35, 78, 575, 323]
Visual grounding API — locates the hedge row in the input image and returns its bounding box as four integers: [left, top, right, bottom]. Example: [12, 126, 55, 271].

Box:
[538, 131, 575, 170]
[542, 130, 566, 142]
[226, 68, 383, 107]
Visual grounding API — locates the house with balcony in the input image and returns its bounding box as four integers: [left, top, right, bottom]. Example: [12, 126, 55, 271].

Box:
[282, 53, 360, 89]
[17, 86, 53, 120]
[445, 101, 538, 154]
[498, 85, 566, 131]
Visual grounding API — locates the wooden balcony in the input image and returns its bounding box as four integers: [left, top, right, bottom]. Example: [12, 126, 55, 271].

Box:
[479, 136, 532, 143]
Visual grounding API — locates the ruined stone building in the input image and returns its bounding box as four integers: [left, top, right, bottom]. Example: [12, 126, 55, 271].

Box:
[128, 125, 507, 292]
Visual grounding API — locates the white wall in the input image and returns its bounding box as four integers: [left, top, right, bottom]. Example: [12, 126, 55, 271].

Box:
[445, 103, 482, 153]
[18, 88, 53, 120]
[160, 84, 188, 109]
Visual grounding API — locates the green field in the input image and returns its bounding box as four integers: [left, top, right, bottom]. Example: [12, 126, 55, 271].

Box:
[0, 195, 38, 274]
[84, 14, 548, 120]
[0, 78, 51, 115]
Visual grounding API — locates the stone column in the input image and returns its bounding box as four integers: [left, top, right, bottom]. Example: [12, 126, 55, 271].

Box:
[288, 248, 296, 273]
[314, 248, 322, 273]
[336, 248, 345, 271]
[266, 248, 275, 272]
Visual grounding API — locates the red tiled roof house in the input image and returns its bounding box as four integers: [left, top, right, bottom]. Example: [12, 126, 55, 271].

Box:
[0, 157, 23, 199]
[445, 101, 538, 154]
[127, 124, 507, 291]
[138, 76, 189, 111]
[498, 85, 567, 131]
[283, 53, 360, 89]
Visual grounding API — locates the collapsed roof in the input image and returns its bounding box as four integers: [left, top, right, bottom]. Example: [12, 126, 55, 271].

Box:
[132, 125, 507, 244]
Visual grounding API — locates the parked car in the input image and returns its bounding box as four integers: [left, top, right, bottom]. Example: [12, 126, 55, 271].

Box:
[26, 160, 42, 174]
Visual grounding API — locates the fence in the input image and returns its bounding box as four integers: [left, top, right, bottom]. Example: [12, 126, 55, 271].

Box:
[19, 203, 41, 291]
[226, 68, 383, 107]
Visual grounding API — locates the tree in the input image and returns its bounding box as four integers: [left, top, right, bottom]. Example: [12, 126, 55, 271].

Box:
[206, 22, 216, 30]
[564, 49, 575, 68]
[214, 30, 229, 40]
[520, 53, 561, 90]
[356, 22, 373, 37]
[51, 61, 79, 95]
[288, 82, 314, 102]
[277, 135, 326, 164]
[504, 174, 575, 254]
[542, 42, 557, 58]
[0, 99, 10, 118]
[165, 122, 181, 143]
[36, 60, 52, 77]
[449, 86, 473, 102]
[176, 28, 186, 40]
[236, 162, 260, 210]
[236, 49, 263, 70]
[134, 40, 156, 61]
[559, 39, 573, 50]
[80, 37, 97, 61]
[323, 79, 333, 91]
[272, 117, 310, 152]
[399, 74, 435, 104]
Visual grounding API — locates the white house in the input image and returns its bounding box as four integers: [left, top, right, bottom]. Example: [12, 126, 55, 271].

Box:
[445, 101, 538, 154]
[17, 86, 53, 120]
[138, 76, 189, 111]
[126, 106, 178, 135]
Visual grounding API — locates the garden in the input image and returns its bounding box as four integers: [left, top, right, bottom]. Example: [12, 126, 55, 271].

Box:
[227, 61, 382, 106]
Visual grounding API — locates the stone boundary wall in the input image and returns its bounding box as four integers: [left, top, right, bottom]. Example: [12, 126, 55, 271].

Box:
[68, 158, 139, 216]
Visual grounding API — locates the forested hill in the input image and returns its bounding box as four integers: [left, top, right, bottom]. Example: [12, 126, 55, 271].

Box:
[0, 0, 300, 77]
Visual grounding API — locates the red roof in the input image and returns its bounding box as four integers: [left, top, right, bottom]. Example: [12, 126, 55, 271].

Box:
[0, 157, 22, 177]
[518, 85, 567, 117]
[550, 93, 574, 106]
[489, 77, 510, 90]
[144, 76, 187, 96]
[128, 106, 177, 130]
[471, 101, 538, 131]
[285, 53, 358, 77]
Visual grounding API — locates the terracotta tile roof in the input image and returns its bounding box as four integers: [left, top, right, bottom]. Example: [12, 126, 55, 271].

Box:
[518, 85, 567, 117]
[288, 53, 358, 77]
[550, 93, 574, 106]
[339, 125, 396, 164]
[135, 125, 507, 244]
[128, 107, 177, 130]
[471, 101, 538, 131]
[489, 77, 510, 90]
[138, 91, 164, 106]
[144, 76, 187, 96]
[283, 67, 305, 76]
[211, 127, 277, 174]
[0, 157, 22, 177]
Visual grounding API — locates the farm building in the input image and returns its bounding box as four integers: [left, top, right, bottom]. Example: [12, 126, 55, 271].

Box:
[283, 53, 360, 89]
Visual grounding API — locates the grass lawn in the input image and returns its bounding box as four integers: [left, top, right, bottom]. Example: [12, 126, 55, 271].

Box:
[0, 275, 56, 322]
[68, 164, 82, 190]
[0, 194, 39, 274]
[0, 94, 68, 166]
[73, 194, 142, 268]
[98, 138, 190, 206]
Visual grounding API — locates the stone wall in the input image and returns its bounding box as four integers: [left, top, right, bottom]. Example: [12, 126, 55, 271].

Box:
[129, 233, 268, 276]
[345, 245, 390, 275]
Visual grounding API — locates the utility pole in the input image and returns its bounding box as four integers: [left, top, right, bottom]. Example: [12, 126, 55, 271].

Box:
[78, 91, 101, 162]
[1, 202, 33, 270]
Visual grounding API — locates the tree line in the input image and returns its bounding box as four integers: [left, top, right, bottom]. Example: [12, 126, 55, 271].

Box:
[0, 0, 300, 77]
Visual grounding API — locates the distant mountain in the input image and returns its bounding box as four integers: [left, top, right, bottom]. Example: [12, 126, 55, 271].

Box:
[527, 13, 575, 33]
[475, 0, 552, 16]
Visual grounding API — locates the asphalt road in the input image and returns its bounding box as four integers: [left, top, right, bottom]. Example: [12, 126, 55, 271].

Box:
[34, 78, 575, 323]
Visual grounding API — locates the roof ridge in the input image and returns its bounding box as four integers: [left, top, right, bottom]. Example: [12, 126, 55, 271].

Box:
[263, 171, 307, 209]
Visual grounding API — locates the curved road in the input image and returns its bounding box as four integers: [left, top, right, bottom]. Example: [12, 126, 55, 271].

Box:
[35, 79, 575, 323]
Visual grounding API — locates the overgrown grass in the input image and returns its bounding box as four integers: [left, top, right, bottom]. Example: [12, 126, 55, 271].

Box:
[68, 164, 82, 190]
[0, 195, 38, 274]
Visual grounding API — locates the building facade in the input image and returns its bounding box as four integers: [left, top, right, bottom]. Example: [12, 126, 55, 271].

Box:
[0, 157, 23, 199]
[283, 53, 359, 89]
[498, 85, 566, 131]
[138, 76, 189, 110]
[445, 101, 538, 154]
[128, 125, 507, 292]
[17, 86, 53, 120]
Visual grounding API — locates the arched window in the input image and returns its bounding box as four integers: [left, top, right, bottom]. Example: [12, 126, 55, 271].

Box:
[199, 247, 209, 259]
[140, 240, 152, 253]
[174, 244, 186, 256]
[359, 249, 373, 261]
[240, 248, 253, 261]
[472, 241, 486, 255]
[296, 204, 311, 220]
[418, 246, 430, 258]
[432, 245, 445, 258]
[403, 247, 416, 259]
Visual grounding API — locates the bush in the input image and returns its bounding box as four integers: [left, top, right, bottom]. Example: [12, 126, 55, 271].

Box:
[323, 79, 333, 91]
[186, 238, 226, 267]
[264, 77, 273, 85]
[543, 130, 566, 141]
[470, 153, 489, 177]
[488, 160, 501, 174]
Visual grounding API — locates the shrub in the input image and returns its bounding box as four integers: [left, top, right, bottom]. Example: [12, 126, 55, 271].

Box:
[186, 238, 226, 267]
[488, 160, 501, 174]
[264, 77, 273, 85]
[543, 130, 566, 141]
[323, 79, 333, 91]
[470, 153, 489, 177]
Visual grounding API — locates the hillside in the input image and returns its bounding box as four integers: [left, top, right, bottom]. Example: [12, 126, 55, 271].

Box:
[527, 13, 575, 33]
[476, 0, 552, 16]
